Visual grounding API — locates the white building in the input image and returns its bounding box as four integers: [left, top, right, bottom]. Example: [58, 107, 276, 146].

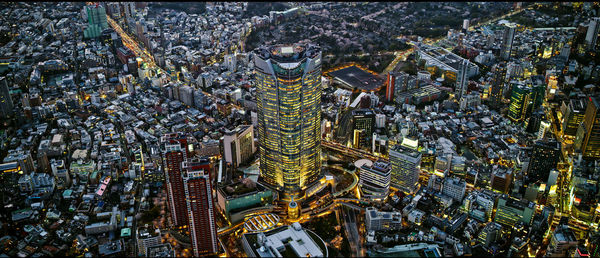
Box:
[407, 209, 426, 225]
[365, 207, 402, 231]
[220, 125, 256, 168]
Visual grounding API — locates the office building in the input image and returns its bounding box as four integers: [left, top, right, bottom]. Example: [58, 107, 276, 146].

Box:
[507, 80, 531, 123]
[494, 195, 535, 227]
[585, 17, 600, 50]
[526, 140, 561, 184]
[220, 125, 256, 168]
[478, 222, 502, 247]
[563, 98, 587, 138]
[352, 109, 375, 137]
[359, 159, 391, 201]
[254, 43, 322, 199]
[547, 225, 578, 257]
[442, 176, 466, 202]
[365, 207, 402, 232]
[0, 77, 13, 119]
[84, 4, 108, 39]
[490, 167, 513, 194]
[182, 161, 218, 257]
[389, 143, 421, 194]
[161, 133, 190, 227]
[455, 59, 470, 101]
[489, 62, 506, 109]
[500, 23, 517, 60]
[577, 96, 600, 159]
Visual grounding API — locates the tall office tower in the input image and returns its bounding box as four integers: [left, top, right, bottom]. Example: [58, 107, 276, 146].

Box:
[576, 96, 600, 159]
[182, 161, 218, 257]
[585, 17, 600, 50]
[84, 4, 108, 39]
[386, 72, 395, 102]
[500, 23, 517, 61]
[254, 43, 322, 199]
[455, 59, 470, 101]
[462, 19, 470, 31]
[563, 98, 587, 138]
[527, 140, 561, 184]
[0, 77, 13, 119]
[507, 81, 531, 123]
[220, 125, 256, 168]
[161, 133, 190, 227]
[389, 144, 421, 194]
[489, 62, 507, 109]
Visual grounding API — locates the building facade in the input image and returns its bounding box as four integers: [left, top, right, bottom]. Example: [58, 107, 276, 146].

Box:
[254, 43, 322, 199]
[182, 161, 218, 257]
[161, 133, 189, 227]
[359, 160, 391, 201]
[389, 144, 421, 194]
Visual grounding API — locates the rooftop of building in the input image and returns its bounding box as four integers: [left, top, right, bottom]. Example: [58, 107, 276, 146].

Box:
[327, 64, 384, 91]
[243, 222, 327, 258]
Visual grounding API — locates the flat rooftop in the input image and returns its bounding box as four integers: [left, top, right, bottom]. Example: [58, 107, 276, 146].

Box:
[328, 65, 384, 91]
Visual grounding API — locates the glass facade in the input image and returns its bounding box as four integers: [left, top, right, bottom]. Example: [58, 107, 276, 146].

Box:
[254, 44, 322, 198]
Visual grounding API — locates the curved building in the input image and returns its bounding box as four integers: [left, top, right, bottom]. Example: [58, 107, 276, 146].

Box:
[254, 43, 322, 199]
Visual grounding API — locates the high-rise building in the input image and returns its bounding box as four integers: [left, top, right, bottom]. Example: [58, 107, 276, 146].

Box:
[562, 98, 587, 138]
[463, 19, 470, 31]
[182, 161, 218, 257]
[220, 125, 256, 168]
[585, 17, 600, 50]
[455, 59, 470, 101]
[84, 4, 109, 39]
[0, 77, 13, 119]
[161, 133, 190, 227]
[352, 109, 375, 138]
[254, 43, 322, 199]
[527, 140, 561, 184]
[385, 72, 395, 102]
[507, 80, 532, 123]
[389, 144, 421, 194]
[576, 96, 600, 159]
[489, 62, 506, 109]
[359, 159, 391, 201]
[500, 23, 517, 60]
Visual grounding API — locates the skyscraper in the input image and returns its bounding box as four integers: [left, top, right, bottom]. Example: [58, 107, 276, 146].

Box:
[562, 98, 587, 138]
[0, 77, 13, 119]
[489, 62, 506, 109]
[182, 160, 218, 257]
[455, 59, 470, 101]
[254, 43, 322, 199]
[500, 23, 517, 61]
[84, 4, 108, 39]
[389, 144, 421, 194]
[585, 17, 600, 50]
[507, 80, 531, 123]
[220, 125, 256, 168]
[161, 133, 190, 227]
[576, 96, 600, 159]
[526, 140, 561, 185]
